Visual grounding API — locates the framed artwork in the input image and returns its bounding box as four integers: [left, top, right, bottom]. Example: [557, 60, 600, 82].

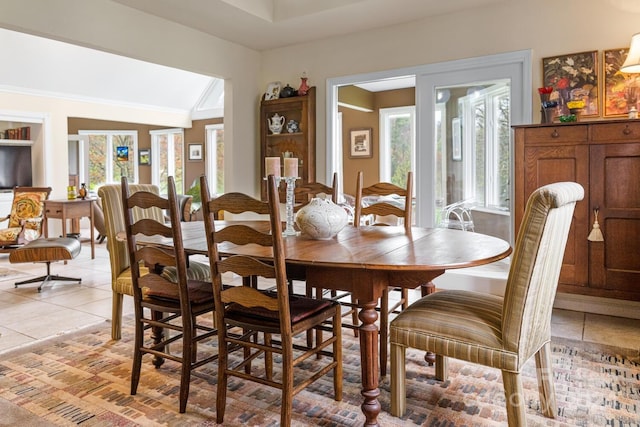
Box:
[542, 50, 599, 117]
[349, 128, 372, 158]
[138, 148, 150, 166]
[603, 48, 640, 117]
[188, 143, 203, 161]
[116, 146, 129, 162]
[264, 81, 281, 101]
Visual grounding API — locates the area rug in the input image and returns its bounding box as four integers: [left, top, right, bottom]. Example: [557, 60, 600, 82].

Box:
[0, 319, 639, 426]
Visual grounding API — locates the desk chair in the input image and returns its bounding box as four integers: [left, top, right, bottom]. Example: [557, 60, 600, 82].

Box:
[390, 182, 584, 425]
[353, 170, 413, 376]
[122, 176, 218, 413]
[201, 174, 342, 427]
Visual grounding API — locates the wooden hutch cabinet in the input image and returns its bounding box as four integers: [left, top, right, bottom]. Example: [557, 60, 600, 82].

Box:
[514, 119, 640, 301]
[260, 86, 316, 201]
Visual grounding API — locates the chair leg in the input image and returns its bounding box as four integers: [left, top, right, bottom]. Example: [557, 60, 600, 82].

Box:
[434, 354, 448, 381]
[390, 342, 406, 417]
[280, 345, 294, 427]
[130, 307, 144, 396]
[380, 289, 389, 377]
[216, 337, 229, 424]
[501, 370, 526, 427]
[112, 292, 124, 340]
[179, 325, 193, 413]
[333, 307, 343, 401]
[151, 310, 165, 368]
[535, 342, 557, 418]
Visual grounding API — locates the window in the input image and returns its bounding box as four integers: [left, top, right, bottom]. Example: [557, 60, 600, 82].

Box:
[151, 129, 184, 195]
[79, 130, 138, 191]
[205, 124, 224, 195]
[458, 83, 510, 211]
[379, 106, 415, 187]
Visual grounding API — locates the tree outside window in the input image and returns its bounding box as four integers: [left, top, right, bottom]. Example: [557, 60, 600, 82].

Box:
[80, 131, 137, 191]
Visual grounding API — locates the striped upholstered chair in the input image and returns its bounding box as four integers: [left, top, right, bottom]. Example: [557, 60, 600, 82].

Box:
[390, 182, 584, 425]
[99, 184, 210, 340]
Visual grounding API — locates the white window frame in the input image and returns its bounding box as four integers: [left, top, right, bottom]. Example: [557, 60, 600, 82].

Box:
[150, 128, 184, 192]
[78, 130, 138, 185]
[458, 83, 510, 210]
[379, 106, 416, 184]
[205, 123, 224, 195]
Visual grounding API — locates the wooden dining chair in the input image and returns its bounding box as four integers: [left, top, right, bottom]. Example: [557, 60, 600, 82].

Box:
[352, 170, 413, 376]
[200, 174, 343, 427]
[390, 182, 584, 425]
[99, 183, 210, 340]
[121, 176, 218, 413]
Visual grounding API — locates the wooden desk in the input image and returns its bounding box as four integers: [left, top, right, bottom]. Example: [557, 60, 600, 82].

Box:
[141, 221, 511, 426]
[44, 198, 95, 259]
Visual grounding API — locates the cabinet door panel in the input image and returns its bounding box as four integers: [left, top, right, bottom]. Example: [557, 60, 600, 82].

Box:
[521, 145, 589, 286]
[590, 144, 640, 294]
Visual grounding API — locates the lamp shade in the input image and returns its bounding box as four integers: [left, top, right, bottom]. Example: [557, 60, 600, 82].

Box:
[621, 33, 640, 73]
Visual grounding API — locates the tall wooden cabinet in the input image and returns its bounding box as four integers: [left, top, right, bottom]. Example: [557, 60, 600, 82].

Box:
[260, 87, 316, 201]
[514, 119, 640, 301]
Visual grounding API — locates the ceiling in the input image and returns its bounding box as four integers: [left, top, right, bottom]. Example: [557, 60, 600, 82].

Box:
[111, 0, 501, 51]
[1, 0, 500, 118]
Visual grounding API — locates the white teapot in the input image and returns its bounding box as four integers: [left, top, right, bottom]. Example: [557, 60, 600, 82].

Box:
[268, 113, 285, 134]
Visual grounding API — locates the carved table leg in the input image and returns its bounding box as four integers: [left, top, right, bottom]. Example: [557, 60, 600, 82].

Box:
[420, 281, 436, 366]
[359, 300, 381, 426]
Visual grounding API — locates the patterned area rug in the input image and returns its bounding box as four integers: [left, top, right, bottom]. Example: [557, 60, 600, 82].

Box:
[0, 319, 639, 426]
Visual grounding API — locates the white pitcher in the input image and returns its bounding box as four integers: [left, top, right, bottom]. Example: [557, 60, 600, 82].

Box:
[268, 113, 285, 134]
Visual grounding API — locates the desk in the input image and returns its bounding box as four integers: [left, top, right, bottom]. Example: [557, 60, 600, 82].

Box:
[43, 199, 95, 259]
[143, 221, 511, 426]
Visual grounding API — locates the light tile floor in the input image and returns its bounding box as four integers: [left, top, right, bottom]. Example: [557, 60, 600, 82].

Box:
[1, 237, 640, 355]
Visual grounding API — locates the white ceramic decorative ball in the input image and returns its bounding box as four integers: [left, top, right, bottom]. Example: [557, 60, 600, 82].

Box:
[295, 197, 348, 240]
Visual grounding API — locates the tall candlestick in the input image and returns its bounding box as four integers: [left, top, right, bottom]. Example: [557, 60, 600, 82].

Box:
[284, 157, 298, 177]
[265, 157, 280, 177]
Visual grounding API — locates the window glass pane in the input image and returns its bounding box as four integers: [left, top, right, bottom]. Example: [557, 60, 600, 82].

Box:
[112, 134, 135, 183]
[389, 114, 412, 188]
[173, 133, 184, 193]
[88, 134, 107, 191]
[216, 129, 224, 194]
[496, 94, 510, 209]
[473, 103, 486, 207]
[158, 135, 169, 194]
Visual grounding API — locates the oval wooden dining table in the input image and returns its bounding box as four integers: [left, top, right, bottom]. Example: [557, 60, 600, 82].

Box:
[141, 221, 512, 426]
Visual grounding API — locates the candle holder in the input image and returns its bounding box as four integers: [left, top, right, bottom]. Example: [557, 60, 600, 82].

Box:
[265, 176, 300, 236]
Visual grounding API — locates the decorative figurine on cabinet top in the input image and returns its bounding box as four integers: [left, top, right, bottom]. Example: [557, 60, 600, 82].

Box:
[298, 72, 310, 96]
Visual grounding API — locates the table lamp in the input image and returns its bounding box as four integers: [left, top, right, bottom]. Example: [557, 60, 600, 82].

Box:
[621, 32, 640, 73]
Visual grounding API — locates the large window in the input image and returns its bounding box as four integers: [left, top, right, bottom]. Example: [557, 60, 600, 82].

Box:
[79, 130, 138, 191]
[205, 124, 224, 195]
[379, 106, 415, 186]
[458, 83, 510, 210]
[151, 129, 184, 194]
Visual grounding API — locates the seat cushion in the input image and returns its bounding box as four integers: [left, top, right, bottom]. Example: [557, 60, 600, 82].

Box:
[227, 293, 334, 324]
[144, 279, 214, 305]
[390, 290, 519, 371]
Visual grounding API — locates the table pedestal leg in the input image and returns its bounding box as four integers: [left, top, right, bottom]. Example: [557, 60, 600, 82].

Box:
[359, 300, 381, 426]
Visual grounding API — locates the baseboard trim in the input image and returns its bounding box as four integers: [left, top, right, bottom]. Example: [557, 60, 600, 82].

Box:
[553, 293, 640, 320]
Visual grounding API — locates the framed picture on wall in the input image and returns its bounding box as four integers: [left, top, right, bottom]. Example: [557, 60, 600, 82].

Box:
[188, 143, 203, 161]
[542, 50, 599, 117]
[349, 128, 372, 158]
[138, 148, 150, 166]
[603, 47, 640, 117]
[116, 146, 129, 162]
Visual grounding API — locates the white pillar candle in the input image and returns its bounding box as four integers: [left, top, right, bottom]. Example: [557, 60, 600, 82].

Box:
[265, 157, 281, 177]
[284, 157, 298, 177]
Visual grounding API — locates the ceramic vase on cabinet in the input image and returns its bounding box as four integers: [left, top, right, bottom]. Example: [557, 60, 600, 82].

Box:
[295, 197, 348, 240]
[268, 113, 285, 134]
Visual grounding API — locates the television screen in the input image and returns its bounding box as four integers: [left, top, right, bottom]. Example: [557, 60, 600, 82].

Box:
[0, 145, 33, 190]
